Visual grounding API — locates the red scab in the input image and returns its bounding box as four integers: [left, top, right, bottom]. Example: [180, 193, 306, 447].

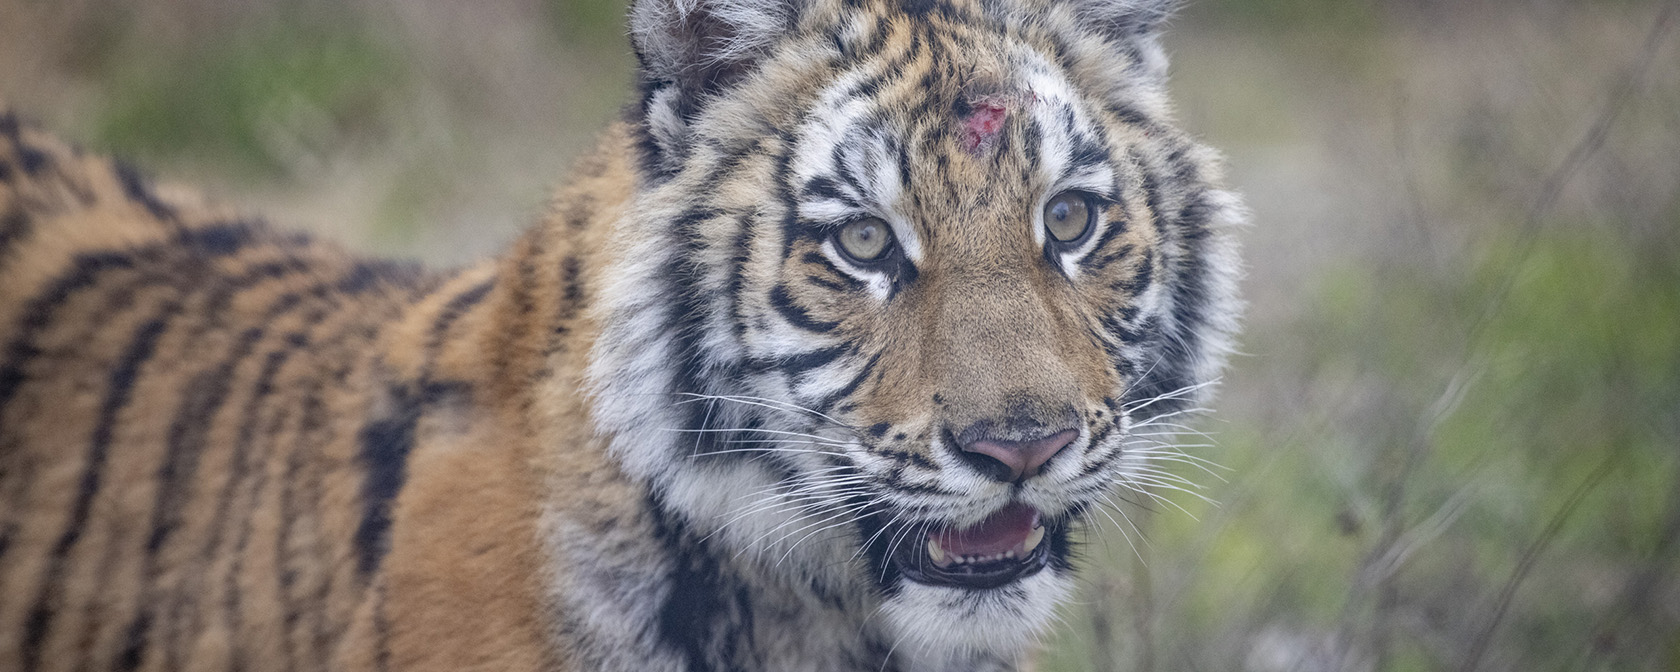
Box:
[960, 102, 1009, 154]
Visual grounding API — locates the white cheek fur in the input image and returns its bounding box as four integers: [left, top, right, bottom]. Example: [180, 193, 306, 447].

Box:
[881, 569, 1073, 668]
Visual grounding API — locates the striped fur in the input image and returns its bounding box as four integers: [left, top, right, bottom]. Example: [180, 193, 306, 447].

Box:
[0, 0, 1243, 670]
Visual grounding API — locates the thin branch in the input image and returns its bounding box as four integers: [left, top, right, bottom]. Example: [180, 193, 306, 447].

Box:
[1463, 0, 1678, 353]
[1457, 455, 1616, 672]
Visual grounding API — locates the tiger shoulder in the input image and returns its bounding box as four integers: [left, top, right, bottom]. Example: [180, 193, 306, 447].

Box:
[0, 0, 1244, 671]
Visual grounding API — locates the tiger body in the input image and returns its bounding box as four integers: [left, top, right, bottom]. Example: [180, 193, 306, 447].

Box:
[0, 1, 1243, 671]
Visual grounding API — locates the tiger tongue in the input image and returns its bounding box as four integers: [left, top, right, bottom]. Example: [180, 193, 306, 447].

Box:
[931, 502, 1039, 557]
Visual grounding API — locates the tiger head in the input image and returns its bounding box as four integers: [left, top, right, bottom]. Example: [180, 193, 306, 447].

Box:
[589, 0, 1243, 662]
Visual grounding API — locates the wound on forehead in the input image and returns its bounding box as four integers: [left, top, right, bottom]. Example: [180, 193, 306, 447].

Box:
[959, 99, 1009, 155]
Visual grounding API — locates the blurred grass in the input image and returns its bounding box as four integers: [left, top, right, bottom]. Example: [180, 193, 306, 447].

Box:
[1, 0, 1677, 670]
[93, 8, 402, 180]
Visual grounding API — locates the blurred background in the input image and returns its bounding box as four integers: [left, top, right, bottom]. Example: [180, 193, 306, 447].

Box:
[1, 0, 1675, 669]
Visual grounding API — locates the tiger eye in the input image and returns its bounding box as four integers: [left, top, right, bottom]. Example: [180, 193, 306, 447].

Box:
[1043, 192, 1094, 243]
[837, 217, 892, 262]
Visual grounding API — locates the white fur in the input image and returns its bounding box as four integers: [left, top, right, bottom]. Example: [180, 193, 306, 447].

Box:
[883, 570, 1073, 668]
[630, 0, 797, 78]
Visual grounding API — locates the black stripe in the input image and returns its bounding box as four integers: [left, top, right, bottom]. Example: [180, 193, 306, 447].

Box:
[724, 222, 752, 342]
[277, 376, 328, 672]
[352, 382, 418, 578]
[372, 580, 393, 672]
[424, 277, 496, 365]
[1105, 246, 1152, 297]
[1066, 138, 1112, 173]
[0, 463, 25, 563]
[816, 350, 882, 412]
[631, 83, 679, 184]
[0, 221, 261, 421]
[769, 343, 852, 378]
[851, 497, 905, 596]
[1104, 102, 1161, 133]
[113, 161, 178, 223]
[749, 344, 853, 381]
[152, 255, 383, 669]
[21, 300, 179, 672]
[558, 257, 585, 318]
[353, 379, 471, 578]
[650, 492, 751, 672]
[801, 176, 854, 204]
[335, 259, 425, 295]
[223, 400, 297, 672]
[799, 250, 866, 293]
[662, 207, 739, 458]
[419, 273, 498, 369]
[178, 221, 260, 257]
[0, 206, 29, 261]
[768, 284, 840, 333]
[1128, 146, 1218, 413]
[223, 296, 340, 671]
[0, 251, 137, 416]
[2, 114, 50, 176]
[0, 253, 155, 578]
[114, 613, 151, 672]
[289, 298, 399, 671]
[119, 271, 322, 672]
[179, 326, 308, 668]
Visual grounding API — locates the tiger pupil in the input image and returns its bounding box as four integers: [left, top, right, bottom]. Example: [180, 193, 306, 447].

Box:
[1045, 193, 1091, 243]
[839, 218, 891, 261]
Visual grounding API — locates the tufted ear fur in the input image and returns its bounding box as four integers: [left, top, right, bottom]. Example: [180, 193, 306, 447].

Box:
[1069, 0, 1175, 34]
[630, 0, 799, 101]
[1064, 0, 1178, 80]
[629, 0, 800, 177]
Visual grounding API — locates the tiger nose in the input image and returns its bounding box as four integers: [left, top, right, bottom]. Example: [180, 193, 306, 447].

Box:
[958, 429, 1079, 482]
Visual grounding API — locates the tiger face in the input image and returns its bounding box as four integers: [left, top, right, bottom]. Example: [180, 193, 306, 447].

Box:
[592, 0, 1241, 662]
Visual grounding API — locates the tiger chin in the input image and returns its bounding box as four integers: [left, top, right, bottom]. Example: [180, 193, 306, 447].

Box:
[0, 0, 1242, 670]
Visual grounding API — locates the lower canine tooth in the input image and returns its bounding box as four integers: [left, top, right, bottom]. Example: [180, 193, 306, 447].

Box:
[1023, 525, 1046, 553]
[927, 538, 947, 565]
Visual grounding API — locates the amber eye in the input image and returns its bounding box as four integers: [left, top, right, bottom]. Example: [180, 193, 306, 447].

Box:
[836, 217, 894, 262]
[1043, 191, 1095, 243]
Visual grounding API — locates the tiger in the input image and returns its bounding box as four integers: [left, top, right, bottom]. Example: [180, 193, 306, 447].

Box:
[0, 0, 1243, 670]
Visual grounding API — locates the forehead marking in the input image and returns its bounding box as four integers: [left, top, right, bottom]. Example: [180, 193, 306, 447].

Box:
[960, 101, 1009, 155]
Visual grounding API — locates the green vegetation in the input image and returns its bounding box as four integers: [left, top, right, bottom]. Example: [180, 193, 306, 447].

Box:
[1040, 221, 1680, 671]
[92, 8, 403, 180]
[545, 0, 629, 50]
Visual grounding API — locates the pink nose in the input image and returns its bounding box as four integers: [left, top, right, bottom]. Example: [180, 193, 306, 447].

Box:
[960, 429, 1078, 482]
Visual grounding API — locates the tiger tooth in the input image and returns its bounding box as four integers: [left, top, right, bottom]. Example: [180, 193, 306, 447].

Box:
[928, 538, 947, 565]
[1023, 525, 1046, 554]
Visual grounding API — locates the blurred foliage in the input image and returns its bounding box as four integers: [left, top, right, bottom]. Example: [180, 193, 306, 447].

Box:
[1190, 0, 1382, 33]
[1040, 220, 1680, 671]
[90, 6, 403, 181]
[544, 0, 629, 50]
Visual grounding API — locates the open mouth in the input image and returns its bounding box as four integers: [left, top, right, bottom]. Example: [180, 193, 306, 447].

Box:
[891, 502, 1054, 590]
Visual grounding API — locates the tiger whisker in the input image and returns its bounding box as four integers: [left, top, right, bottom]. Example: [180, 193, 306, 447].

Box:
[773, 500, 885, 566]
[676, 393, 856, 432]
[1116, 476, 1215, 511]
[664, 426, 850, 443]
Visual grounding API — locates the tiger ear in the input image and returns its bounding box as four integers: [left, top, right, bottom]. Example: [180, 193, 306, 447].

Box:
[629, 0, 798, 100]
[1070, 0, 1177, 36]
[629, 0, 799, 177]
[1066, 0, 1178, 79]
